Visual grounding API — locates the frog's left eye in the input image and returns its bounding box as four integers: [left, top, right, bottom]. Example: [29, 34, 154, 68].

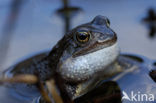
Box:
[76, 31, 90, 43]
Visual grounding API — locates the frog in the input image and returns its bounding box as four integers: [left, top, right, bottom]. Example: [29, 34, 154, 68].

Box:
[1, 15, 121, 100]
[1, 15, 155, 103]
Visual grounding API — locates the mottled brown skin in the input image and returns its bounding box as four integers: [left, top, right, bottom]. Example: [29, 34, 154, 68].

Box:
[13, 15, 116, 79]
[9, 15, 119, 99]
[48, 16, 117, 82]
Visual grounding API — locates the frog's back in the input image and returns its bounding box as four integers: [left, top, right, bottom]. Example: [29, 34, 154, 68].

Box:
[3, 52, 49, 79]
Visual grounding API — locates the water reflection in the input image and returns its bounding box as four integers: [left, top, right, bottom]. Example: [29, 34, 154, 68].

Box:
[2, 52, 156, 103]
[56, 0, 82, 34]
[0, 0, 25, 69]
[142, 8, 156, 38]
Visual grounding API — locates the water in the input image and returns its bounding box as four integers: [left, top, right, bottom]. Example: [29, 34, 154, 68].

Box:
[0, 0, 156, 103]
[0, 52, 156, 103]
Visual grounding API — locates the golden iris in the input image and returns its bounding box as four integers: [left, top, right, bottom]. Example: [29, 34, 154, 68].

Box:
[76, 31, 90, 43]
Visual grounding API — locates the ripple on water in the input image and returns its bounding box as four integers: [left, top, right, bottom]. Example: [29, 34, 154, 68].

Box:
[0, 67, 41, 103]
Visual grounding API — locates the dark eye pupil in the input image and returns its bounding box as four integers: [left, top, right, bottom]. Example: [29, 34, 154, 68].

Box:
[77, 33, 87, 40]
[76, 31, 90, 43]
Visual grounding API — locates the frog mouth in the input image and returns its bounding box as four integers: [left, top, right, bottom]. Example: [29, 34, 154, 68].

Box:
[73, 35, 117, 57]
[58, 42, 119, 83]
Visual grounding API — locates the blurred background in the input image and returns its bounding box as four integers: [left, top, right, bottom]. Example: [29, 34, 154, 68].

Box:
[0, 0, 156, 71]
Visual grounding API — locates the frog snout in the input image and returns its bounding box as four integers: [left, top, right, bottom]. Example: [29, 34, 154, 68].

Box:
[91, 15, 109, 26]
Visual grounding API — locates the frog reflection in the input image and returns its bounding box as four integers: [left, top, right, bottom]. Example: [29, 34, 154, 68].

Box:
[142, 8, 156, 38]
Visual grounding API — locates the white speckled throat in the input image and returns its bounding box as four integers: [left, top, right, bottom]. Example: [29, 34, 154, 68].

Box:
[59, 42, 119, 82]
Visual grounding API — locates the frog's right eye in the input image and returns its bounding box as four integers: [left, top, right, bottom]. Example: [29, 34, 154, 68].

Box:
[75, 31, 90, 44]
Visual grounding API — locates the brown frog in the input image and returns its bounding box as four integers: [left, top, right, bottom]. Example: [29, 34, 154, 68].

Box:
[2, 15, 129, 102]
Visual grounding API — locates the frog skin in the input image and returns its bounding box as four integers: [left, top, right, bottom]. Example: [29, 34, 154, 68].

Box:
[6, 15, 121, 99]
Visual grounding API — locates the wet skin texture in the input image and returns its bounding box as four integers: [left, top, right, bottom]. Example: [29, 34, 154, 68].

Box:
[11, 15, 120, 99]
[48, 15, 118, 82]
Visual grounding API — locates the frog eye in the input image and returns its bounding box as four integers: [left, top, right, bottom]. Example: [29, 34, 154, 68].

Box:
[76, 31, 90, 43]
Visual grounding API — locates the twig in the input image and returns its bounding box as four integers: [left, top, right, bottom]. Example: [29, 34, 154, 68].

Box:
[37, 81, 52, 103]
[0, 74, 38, 84]
[46, 79, 63, 103]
